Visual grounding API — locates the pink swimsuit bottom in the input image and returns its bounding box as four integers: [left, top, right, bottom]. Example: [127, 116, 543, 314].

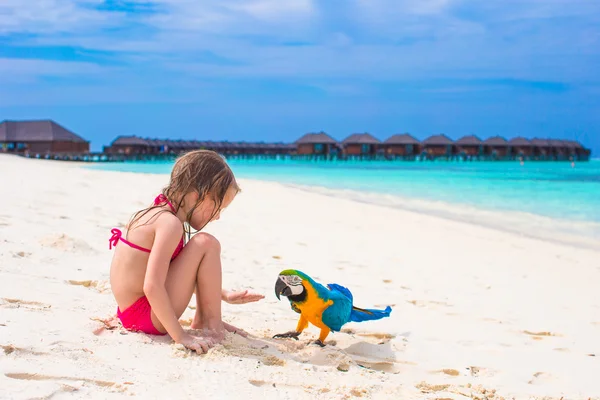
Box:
[109, 194, 185, 336]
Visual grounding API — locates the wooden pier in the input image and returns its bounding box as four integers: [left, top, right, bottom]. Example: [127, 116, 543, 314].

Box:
[4, 131, 592, 163]
[17, 149, 591, 163]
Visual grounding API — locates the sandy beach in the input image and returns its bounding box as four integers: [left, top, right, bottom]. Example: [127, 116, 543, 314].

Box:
[0, 153, 599, 400]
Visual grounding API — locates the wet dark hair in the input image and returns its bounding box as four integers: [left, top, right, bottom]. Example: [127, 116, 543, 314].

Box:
[126, 150, 240, 243]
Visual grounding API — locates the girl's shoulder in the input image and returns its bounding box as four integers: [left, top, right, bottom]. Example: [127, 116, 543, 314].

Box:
[154, 210, 184, 235]
[128, 206, 182, 234]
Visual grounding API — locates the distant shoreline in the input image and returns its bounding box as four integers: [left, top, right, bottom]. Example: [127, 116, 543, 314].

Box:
[279, 181, 600, 252]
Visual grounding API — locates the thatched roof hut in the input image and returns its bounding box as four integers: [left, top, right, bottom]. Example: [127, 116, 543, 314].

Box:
[0, 119, 89, 153]
[342, 133, 381, 144]
[105, 135, 151, 154]
[422, 134, 454, 146]
[455, 135, 483, 156]
[560, 140, 584, 150]
[530, 138, 551, 147]
[483, 136, 509, 158]
[483, 136, 508, 146]
[342, 133, 380, 156]
[295, 132, 339, 155]
[456, 135, 483, 146]
[295, 132, 338, 144]
[422, 134, 454, 157]
[508, 137, 532, 146]
[382, 133, 421, 156]
[384, 133, 420, 145]
[110, 136, 149, 146]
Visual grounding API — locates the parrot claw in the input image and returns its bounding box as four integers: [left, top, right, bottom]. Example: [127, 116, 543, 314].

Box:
[273, 331, 301, 340]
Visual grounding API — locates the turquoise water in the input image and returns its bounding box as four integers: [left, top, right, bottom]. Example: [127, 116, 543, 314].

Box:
[87, 159, 600, 223]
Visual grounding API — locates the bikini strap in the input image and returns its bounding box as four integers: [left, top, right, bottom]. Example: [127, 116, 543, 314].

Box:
[109, 228, 151, 253]
[154, 194, 177, 213]
[109, 228, 122, 250]
[155, 194, 186, 253]
[108, 195, 179, 254]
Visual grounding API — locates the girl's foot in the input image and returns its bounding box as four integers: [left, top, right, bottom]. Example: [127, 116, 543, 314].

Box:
[191, 314, 223, 331]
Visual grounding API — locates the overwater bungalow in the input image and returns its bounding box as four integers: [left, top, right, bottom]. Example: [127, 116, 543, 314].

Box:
[12, 123, 591, 163]
[145, 139, 170, 153]
[483, 136, 509, 160]
[106, 136, 181, 154]
[563, 140, 590, 161]
[530, 138, 552, 160]
[0, 119, 89, 154]
[295, 132, 340, 157]
[455, 135, 483, 159]
[166, 139, 192, 153]
[422, 134, 455, 159]
[104, 136, 296, 158]
[547, 139, 569, 160]
[104, 136, 154, 154]
[560, 140, 575, 159]
[383, 133, 421, 159]
[578, 143, 592, 161]
[342, 133, 381, 157]
[508, 137, 533, 160]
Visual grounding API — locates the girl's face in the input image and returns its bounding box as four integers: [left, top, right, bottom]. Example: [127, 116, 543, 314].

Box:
[187, 186, 237, 230]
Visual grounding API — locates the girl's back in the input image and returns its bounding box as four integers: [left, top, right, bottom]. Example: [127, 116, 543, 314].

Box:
[109, 197, 183, 312]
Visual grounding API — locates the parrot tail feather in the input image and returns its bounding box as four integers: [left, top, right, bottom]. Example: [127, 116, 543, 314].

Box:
[349, 305, 392, 323]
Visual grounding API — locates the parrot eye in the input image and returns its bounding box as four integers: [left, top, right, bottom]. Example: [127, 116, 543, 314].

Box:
[286, 275, 302, 286]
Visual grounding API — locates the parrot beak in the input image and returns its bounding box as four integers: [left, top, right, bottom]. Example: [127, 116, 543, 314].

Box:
[275, 276, 291, 300]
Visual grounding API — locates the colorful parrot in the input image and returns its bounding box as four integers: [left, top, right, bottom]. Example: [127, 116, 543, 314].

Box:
[273, 269, 392, 346]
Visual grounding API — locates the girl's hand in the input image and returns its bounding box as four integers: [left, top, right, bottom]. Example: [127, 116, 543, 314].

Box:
[179, 333, 215, 354]
[223, 321, 249, 337]
[222, 289, 265, 304]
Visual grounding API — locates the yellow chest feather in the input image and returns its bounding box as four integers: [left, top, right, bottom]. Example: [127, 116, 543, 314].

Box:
[295, 285, 333, 329]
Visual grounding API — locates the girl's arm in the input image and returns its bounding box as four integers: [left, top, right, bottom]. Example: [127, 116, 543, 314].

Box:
[143, 216, 186, 342]
[222, 289, 265, 304]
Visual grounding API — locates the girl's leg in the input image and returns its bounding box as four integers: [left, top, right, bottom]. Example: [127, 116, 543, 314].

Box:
[150, 232, 224, 336]
[193, 285, 248, 337]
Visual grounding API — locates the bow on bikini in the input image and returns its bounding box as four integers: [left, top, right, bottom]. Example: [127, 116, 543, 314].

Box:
[109, 228, 122, 250]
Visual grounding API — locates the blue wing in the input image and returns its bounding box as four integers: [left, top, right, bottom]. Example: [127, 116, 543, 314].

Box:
[321, 297, 352, 332]
[327, 283, 353, 301]
[327, 283, 392, 324]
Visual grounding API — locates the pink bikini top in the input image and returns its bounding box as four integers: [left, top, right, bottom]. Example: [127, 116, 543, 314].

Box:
[109, 194, 184, 261]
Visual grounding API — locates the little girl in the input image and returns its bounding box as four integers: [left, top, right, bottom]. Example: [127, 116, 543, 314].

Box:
[108, 150, 264, 354]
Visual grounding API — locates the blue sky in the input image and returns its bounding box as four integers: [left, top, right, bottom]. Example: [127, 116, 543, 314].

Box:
[0, 0, 599, 154]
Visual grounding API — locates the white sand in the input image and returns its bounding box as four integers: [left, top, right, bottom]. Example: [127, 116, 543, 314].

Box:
[0, 153, 599, 400]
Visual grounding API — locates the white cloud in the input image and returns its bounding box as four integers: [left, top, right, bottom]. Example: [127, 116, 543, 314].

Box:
[227, 0, 314, 21]
[0, 0, 598, 88]
[124, 0, 317, 37]
[0, 0, 122, 34]
[355, 0, 455, 16]
[485, 0, 600, 21]
[347, 0, 484, 45]
[0, 0, 316, 37]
